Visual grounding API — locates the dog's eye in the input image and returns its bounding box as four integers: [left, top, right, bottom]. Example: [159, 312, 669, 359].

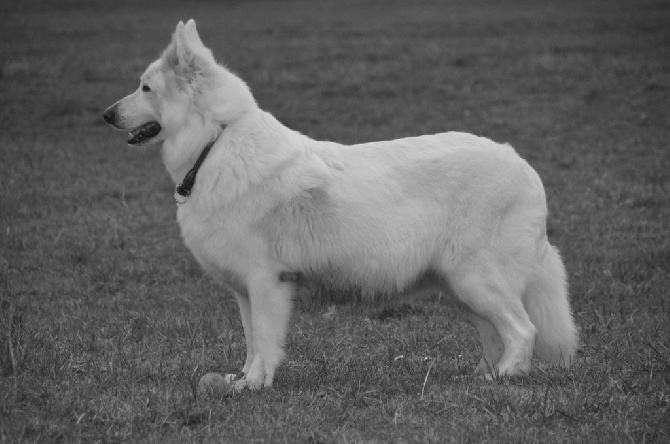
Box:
[142, 84, 151, 92]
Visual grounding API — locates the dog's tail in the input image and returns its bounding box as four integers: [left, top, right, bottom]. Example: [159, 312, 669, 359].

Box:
[524, 239, 578, 366]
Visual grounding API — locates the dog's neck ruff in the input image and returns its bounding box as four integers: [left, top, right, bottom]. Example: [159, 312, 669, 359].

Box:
[174, 125, 226, 205]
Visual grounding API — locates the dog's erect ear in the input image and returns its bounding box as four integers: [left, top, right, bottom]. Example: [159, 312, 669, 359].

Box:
[163, 19, 211, 84]
[183, 19, 205, 50]
[162, 21, 187, 71]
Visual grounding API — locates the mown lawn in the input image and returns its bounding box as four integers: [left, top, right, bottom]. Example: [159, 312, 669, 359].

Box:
[1, 0, 669, 442]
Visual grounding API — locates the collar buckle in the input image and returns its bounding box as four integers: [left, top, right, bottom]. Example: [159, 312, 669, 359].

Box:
[174, 190, 189, 205]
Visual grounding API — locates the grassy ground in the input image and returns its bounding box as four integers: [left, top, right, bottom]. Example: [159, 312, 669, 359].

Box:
[1, 0, 669, 442]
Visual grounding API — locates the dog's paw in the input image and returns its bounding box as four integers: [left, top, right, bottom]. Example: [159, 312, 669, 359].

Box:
[244, 376, 265, 391]
[232, 377, 248, 392]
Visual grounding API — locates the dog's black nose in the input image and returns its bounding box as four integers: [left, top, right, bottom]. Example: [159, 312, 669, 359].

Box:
[102, 107, 115, 124]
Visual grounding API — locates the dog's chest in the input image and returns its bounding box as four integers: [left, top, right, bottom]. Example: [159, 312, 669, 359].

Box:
[176, 203, 246, 279]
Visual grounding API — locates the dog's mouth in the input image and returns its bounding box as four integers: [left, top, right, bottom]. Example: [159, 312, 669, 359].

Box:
[128, 122, 162, 145]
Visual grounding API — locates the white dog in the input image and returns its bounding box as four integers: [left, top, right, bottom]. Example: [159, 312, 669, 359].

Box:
[103, 19, 578, 390]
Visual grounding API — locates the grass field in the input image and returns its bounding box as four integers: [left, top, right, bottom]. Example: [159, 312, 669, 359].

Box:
[1, 0, 669, 442]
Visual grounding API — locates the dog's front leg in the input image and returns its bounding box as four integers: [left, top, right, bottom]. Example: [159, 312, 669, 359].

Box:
[234, 292, 254, 375]
[240, 272, 293, 390]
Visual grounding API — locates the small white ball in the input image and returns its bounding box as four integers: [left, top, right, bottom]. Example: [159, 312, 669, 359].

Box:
[197, 372, 235, 397]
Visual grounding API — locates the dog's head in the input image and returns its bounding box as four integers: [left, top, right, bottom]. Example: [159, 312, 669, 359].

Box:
[102, 19, 231, 147]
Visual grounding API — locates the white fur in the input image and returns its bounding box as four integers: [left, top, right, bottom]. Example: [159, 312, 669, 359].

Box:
[104, 20, 578, 390]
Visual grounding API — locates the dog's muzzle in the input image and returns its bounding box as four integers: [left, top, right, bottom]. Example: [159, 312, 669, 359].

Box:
[102, 105, 162, 146]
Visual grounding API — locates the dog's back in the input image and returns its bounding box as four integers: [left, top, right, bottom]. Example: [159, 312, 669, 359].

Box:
[263, 132, 538, 289]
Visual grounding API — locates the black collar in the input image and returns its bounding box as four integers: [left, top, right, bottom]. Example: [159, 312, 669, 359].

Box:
[174, 126, 225, 204]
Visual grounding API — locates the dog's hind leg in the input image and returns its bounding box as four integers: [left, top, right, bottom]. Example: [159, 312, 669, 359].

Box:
[241, 272, 294, 390]
[448, 255, 537, 377]
[470, 314, 504, 375]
